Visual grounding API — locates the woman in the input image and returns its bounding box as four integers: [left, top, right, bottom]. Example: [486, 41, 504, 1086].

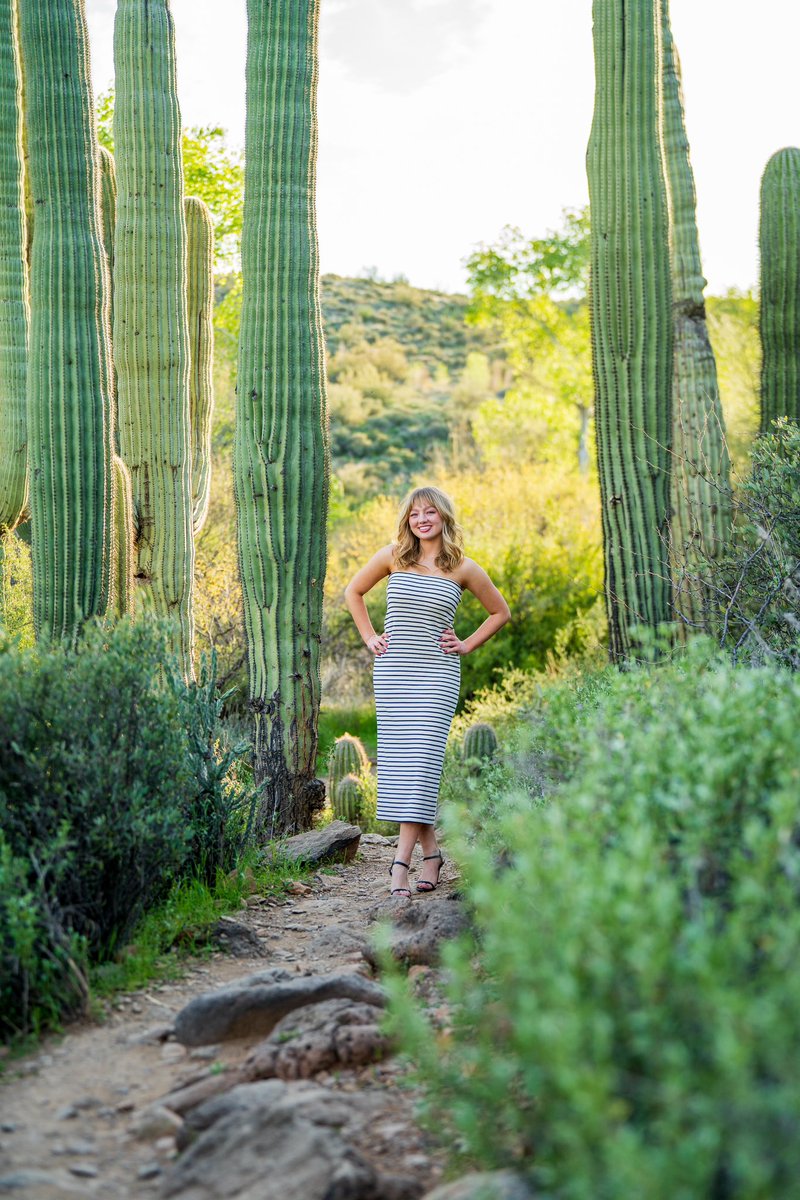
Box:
[344, 486, 510, 897]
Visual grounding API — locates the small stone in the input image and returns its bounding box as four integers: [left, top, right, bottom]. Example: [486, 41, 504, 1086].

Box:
[155, 1135, 178, 1156]
[68, 1163, 99, 1178]
[0, 1121, 17, 1133]
[65, 1140, 96, 1155]
[130, 1105, 184, 1141]
[115, 1100, 135, 1114]
[188, 1045, 220, 1061]
[56, 1105, 79, 1121]
[285, 880, 313, 895]
[160, 1042, 187, 1063]
[138, 1162, 162, 1180]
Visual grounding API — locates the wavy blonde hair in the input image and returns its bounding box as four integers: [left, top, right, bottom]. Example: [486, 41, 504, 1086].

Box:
[393, 486, 464, 573]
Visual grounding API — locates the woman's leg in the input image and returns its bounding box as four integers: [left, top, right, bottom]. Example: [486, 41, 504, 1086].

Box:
[416, 822, 443, 888]
[390, 822, 423, 894]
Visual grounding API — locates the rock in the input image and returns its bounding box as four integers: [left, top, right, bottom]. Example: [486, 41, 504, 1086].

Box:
[209, 918, 266, 959]
[138, 1163, 162, 1181]
[0, 1169, 86, 1196]
[127, 1023, 175, 1046]
[130, 1105, 184, 1141]
[306, 925, 369, 960]
[243, 998, 389, 1081]
[367, 897, 470, 966]
[285, 881, 313, 896]
[421, 1170, 536, 1200]
[275, 820, 362, 867]
[159, 1070, 247, 1117]
[173, 968, 385, 1046]
[55, 1106, 78, 1121]
[161, 1080, 378, 1200]
[360, 833, 396, 846]
[67, 1164, 98, 1179]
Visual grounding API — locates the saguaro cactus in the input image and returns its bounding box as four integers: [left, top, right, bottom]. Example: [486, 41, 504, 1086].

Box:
[234, 0, 330, 836]
[185, 196, 214, 535]
[113, 0, 194, 671]
[112, 455, 134, 618]
[587, 0, 674, 660]
[0, 0, 29, 580]
[660, 1, 731, 631]
[463, 722, 499, 764]
[759, 148, 800, 432]
[332, 773, 362, 824]
[329, 733, 369, 801]
[19, 0, 114, 640]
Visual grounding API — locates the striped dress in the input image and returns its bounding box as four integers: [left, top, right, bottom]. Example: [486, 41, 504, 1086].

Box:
[373, 570, 462, 824]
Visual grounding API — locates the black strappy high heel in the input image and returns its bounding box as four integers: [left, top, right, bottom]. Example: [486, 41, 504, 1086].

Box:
[416, 851, 444, 893]
[389, 859, 412, 898]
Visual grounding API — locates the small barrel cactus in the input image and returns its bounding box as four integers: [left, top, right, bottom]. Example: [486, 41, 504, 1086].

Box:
[329, 733, 369, 801]
[333, 772, 362, 824]
[463, 722, 499, 764]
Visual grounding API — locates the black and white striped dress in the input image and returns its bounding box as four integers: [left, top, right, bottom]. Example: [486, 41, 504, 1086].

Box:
[373, 570, 462, 824]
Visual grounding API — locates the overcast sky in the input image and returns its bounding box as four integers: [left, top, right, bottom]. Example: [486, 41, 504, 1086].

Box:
[84, 0, 800, 295]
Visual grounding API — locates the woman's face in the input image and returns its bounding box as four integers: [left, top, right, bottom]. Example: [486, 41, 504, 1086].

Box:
[408, 501, 443, 543]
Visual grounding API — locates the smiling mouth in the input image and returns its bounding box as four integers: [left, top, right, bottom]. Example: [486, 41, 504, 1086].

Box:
[418, 524, 432, 532]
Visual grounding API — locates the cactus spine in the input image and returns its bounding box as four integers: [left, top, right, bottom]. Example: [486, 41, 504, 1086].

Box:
[185, 196, 214, 535]
[0, 0, 28, 575]
[113, 0, 194, 671]
[660, 2, 731, 631]
[463, 722, 499, 763]
[759, 148, 800, 432]
[19, 0, 114, 640]
[329, 734, 369, 802]
[587, 0, 673, 660]
[234, 0, 330, 835]
[332, 773, 362, 824]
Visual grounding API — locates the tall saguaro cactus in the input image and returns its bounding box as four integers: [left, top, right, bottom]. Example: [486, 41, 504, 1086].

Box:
[0, 0, 29, 587]
[587, 0, 674, 660]
[660, 1, 731, 630]
[234, 0, 330, 836]
[759, 148, 800, 432]
[18, 0, 114, 640]
[185, 196, 214, 535]
[113, 0, 194, 671]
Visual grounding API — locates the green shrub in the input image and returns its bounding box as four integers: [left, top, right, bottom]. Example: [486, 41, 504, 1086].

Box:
[392, 644, 800, 1199]
[0, 620, 255, 1038]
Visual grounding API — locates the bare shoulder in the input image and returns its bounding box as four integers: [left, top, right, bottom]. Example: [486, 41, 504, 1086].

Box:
[455, 556, 487, 585]
[380, 543, 397, 571]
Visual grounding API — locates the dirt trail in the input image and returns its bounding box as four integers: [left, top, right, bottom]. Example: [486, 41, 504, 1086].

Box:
[0, 838, 456, 1199]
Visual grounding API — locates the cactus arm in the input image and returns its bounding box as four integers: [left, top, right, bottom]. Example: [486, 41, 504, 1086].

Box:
[587, 0, 674, 660]
[234, 0, 330, 835]
[185, 196, 214, 536]
[113, 0, 194, 672]
[0, 0, 29, 552]
[18, 0, 114, 641]
[111, 455, 135, 618]
[759, 148, 800, 431]
[660, 1, 731, 632]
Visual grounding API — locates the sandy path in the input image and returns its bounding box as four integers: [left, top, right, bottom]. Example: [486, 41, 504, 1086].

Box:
[0, 838, 455, 1199]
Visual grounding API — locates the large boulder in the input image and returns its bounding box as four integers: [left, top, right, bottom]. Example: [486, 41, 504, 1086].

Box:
[243, 998, 389, 1081]
[173, 968, 385, 1046]
[276, 820, 362, 866]
[367, 897, 470, 966]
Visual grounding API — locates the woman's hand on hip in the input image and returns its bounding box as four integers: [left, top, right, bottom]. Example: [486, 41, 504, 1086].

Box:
[366, 632, 390, 656]
[440, 628, 467, 655]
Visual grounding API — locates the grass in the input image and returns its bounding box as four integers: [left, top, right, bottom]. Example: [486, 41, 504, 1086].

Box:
[89, 848, 314, 1001]
[317, 703, 377, 773]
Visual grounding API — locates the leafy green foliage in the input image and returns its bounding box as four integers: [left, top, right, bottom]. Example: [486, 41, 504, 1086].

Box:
[391, 644, 800, 1198]
[0, 620, 255, 1037]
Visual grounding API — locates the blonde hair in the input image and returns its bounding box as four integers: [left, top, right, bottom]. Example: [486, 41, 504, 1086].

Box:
[393, 486, 464, 573]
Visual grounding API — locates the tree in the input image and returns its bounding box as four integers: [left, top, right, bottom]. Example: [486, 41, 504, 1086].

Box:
[466, 210, 594, 472]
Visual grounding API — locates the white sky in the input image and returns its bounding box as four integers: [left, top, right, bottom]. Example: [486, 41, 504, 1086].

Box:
[84, 0, 800, 295]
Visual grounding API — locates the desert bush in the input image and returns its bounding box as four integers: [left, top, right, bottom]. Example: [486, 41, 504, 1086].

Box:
[392, 643, 800, 1198]
[0, 620, 255, 1037]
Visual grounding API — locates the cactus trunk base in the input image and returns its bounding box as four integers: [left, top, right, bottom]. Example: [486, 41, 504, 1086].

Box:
[253, 708, 326, 839]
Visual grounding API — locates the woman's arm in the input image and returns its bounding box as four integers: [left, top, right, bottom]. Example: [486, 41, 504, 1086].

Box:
[440, 559, 511, 656]
[344, 545, 394, 656]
